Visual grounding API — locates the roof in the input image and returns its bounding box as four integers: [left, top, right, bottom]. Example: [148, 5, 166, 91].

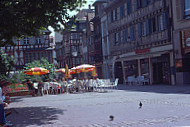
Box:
[93, 0, 107, 6]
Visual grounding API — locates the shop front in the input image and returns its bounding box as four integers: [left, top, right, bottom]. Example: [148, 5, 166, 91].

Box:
[113, 45, 174, 85]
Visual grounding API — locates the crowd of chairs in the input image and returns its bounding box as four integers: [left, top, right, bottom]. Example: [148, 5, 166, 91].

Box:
[41, 78, 119, 95]
[127, 76, 149, 85]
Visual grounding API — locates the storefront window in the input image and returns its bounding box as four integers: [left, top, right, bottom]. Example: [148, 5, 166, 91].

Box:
[124, 60, 138, 79]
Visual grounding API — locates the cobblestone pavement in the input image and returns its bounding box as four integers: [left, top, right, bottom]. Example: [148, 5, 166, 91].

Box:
[7, 85, 190, 127]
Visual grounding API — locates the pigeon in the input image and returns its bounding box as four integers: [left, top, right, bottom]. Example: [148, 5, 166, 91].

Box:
[139, 101, 142, 108]
[109, 115, 114, 121]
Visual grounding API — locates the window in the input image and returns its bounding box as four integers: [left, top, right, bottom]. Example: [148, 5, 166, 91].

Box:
[122, 29, 128, 42]
[130, 25, 136, 41]
[158, 12, 167, 31]
[142, 21, 146, 36]
[152, 17, 157, 32]
[145, 19, 150, 35]
[120, 5, 125, 19]
[127, 0, 132, 14]
[111, 11, 114, 22]
[142, 0, 148, 7]
[138, 22, 142, 37]
[135, 0, 149, 10]
[184, 0, 190, 18]
[114, 8, 117, 21]
[113, 32, 120, 45]
[36, 37, 41, 44]
[23, 37, 29, 45]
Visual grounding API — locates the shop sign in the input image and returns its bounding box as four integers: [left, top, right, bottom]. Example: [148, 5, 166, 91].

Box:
[135, 48, 150, 54]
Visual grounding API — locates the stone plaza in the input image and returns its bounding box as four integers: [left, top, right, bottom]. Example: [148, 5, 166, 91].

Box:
[7, 85, 190, 127]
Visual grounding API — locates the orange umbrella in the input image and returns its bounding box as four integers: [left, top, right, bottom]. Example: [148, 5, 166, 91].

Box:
[65, 64, 70, 79]
[24, 67, 49, 75]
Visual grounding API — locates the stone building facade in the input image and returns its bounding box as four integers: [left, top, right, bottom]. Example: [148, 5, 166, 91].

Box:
[172, 0, 190, 84]
[104, 0, 174, 84]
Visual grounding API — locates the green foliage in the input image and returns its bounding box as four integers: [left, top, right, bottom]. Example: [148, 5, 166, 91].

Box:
[0, 49, 15, 83]
[0, 0, 86, 46]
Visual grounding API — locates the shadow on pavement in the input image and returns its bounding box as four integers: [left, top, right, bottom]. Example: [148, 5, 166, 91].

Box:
[7, 106, 66, 127]
[117, 84, 190, 94]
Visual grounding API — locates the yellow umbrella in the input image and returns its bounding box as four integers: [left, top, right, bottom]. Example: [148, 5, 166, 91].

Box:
[65, 64, 70, 79]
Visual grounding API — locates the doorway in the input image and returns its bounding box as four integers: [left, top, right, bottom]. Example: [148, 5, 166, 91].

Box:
[114, 62, 123, 84]
[153, 63, 163, 84]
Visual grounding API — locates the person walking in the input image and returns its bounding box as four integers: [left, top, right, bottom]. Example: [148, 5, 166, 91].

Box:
[0, 80, 12, 127]
[37, 80, 44, 96]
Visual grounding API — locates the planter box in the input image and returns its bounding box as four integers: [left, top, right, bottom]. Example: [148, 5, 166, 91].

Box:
[7, 90, 34, 97]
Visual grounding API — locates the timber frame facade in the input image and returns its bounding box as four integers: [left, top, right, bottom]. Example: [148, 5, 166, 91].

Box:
[104, 0, 174, 85]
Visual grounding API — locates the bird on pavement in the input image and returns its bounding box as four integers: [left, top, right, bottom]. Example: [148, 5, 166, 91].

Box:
[139, 101, 142, 108]
[109, 115, 114, 121]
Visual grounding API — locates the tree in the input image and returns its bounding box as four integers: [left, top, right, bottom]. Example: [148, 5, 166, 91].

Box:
[0, 49, 15, 82]
[0, 0, 86, 46]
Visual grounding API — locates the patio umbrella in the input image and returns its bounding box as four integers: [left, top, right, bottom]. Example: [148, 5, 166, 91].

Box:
[55, 68, 65, 73]
[74, 64, 95, 72]
[92, 67, 98, 77]
[24, 67, 49, 75]
[65, 64, 70, 79]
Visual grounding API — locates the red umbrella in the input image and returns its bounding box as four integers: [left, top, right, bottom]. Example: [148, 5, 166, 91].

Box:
[24, 67, 49, 75]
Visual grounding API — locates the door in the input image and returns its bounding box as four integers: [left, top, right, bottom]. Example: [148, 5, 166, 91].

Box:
[114, 62, 123, 84]
[153, 63, 163, 84]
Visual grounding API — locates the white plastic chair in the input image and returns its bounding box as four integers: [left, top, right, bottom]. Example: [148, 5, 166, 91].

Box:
[112, 78, 119, 89]
[127, 76, 137, 85]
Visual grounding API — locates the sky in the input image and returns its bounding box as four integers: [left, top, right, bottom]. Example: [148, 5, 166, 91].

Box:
[49, 0, 95, 36]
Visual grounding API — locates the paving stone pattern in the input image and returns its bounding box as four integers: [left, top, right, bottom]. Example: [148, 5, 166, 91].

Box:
[7, 85, 190, 127]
